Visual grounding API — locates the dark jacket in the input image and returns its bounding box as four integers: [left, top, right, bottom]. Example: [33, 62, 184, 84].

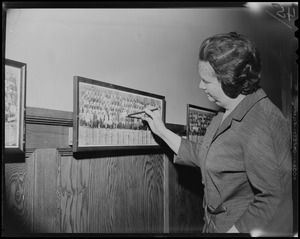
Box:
[174, 89, 293, 234]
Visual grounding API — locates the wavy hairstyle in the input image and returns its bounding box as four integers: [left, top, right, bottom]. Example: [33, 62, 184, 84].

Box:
[199, 32, 261, 98]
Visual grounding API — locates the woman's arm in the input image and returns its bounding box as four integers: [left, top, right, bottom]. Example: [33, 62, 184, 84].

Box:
[143, 108, 201, 168]
[143, 108, 181, 154]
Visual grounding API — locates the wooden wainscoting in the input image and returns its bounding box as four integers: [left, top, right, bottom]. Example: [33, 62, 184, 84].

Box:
[3, 107, 204, 235]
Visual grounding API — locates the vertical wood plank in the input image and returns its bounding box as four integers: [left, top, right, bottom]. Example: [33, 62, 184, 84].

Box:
[4, 155, 34, 235]
[141, 154, 164, 233]
[76, 159, 90, 232]
[168, 156, 204, 233]
[33, 149, 60, 233]
[87, 154, 164, 233]
[58, 156, 78, 233]
[87, 157, 115, 233]
[163, 154, 170, 233]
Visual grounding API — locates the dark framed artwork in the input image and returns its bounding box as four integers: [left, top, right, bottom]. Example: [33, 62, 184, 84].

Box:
[5, 59, 27, 163]
[186, 104, 217, 144]
[73, 76, 166, 153]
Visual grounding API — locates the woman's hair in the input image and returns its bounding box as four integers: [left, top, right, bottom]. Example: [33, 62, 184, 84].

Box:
[199, 32, 261, 98]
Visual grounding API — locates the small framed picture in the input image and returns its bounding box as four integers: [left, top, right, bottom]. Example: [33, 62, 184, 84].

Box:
[73, 76, 166, 153]
[186, 104, 217, 144]
[5, 59, 27, 162]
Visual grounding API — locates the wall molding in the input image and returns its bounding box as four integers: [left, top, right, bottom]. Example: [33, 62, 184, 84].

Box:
[26, 106, 73, 126]
[25, 115, 73, 127]
[25, 147, 73, 158]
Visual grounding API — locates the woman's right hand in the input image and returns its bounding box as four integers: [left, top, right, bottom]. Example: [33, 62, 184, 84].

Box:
[142, 107, 181, 155]
[142, 108, 166, 138]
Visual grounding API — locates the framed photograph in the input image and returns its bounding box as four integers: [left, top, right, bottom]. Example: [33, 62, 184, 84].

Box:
[5, 59, 26, 162]
[186, 104, 217, 144]
[73, 76, 166, 153]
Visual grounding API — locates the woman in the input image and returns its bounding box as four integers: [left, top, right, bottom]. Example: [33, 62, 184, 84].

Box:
[143, 32, 293, 234]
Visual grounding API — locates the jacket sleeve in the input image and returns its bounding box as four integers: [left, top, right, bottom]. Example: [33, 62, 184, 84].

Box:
[234, 110, 292, 233]
[173, 138, 202, 167]
[174, 113, 221, 168]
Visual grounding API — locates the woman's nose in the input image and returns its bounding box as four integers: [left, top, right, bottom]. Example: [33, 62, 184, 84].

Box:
[199, 80, 206, 89]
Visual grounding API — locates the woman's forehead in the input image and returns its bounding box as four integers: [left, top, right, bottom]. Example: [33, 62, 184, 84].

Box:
[198, 61, 216, 76]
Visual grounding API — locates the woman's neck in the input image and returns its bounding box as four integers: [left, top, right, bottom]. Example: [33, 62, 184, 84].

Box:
[221, 94, 246, 123]
[225, 94, 246, 112]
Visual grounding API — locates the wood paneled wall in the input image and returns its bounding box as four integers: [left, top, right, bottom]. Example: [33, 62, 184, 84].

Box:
[3, 107, 204, 235]
[168, 161, 204, 233]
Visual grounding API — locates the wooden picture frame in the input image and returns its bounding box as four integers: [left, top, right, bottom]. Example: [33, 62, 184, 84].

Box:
[5, 59, 26, 163]
[186, 104, 217, 144]
[73, 76, 166, 154]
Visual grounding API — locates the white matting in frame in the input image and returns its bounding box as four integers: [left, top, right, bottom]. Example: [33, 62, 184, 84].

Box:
[73, 76, 166, 153]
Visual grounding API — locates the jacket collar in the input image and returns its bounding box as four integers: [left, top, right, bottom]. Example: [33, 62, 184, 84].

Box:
[231, 88, 267, 121]
[213, 88, 267, 141]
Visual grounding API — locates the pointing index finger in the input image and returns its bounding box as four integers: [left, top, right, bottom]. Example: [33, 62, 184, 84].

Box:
[144, 108, 155, 118]
[144, 108, 157, 119]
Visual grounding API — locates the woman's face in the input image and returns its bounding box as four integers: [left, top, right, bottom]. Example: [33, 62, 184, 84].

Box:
[198, 61, 228, 108]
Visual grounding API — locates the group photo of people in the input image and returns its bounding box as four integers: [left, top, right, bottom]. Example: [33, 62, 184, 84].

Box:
[188, 107, 216, 144]
[78, 82, 163, 146]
